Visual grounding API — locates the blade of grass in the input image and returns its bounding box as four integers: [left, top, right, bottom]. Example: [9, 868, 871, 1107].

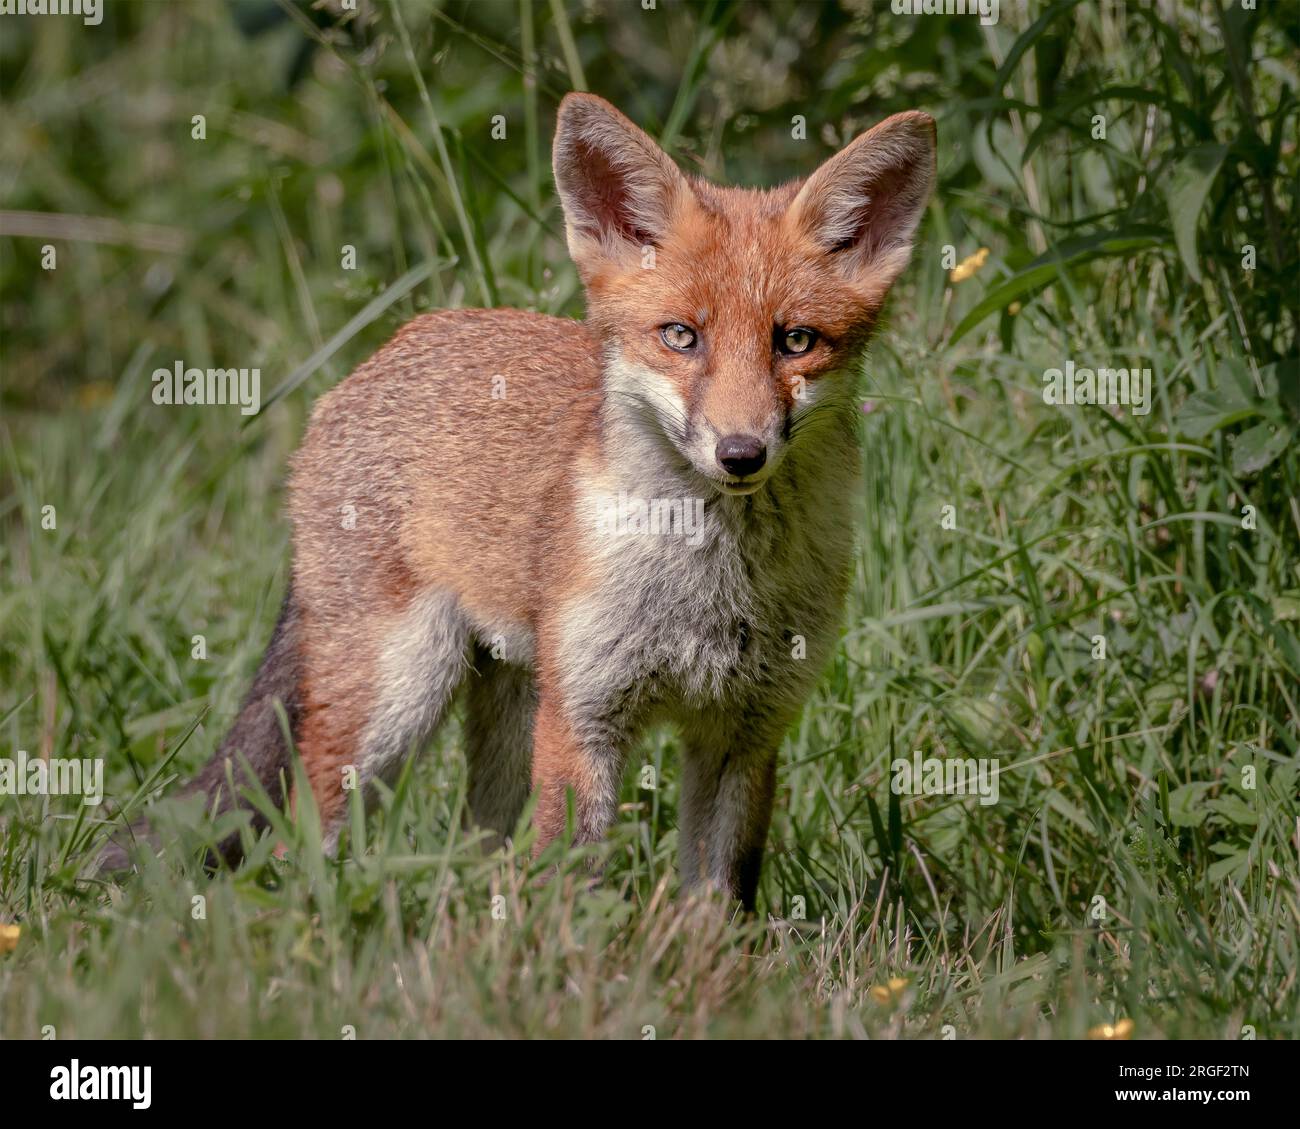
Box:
[257, 259, 439, 414]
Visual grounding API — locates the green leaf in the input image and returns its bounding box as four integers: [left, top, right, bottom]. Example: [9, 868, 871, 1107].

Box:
[1231, 421, 1294, 477]
[887, 780, 903, 861]
[1047, 789, 1096, 835]
[1207, 852, 1250, 884]
[1163, 145, 1227, 282]
[1174, 388, 1259, 439]
[1206, 793, 1258, 827]
[865, 793, 889, 864]
[257, 259, 440, 415]
[1168, 782, 1211, 828]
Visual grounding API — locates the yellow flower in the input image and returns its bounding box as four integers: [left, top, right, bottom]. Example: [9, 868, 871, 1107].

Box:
[1088, 1018, 1135, 1040]
[0, 923, 20, 954]
[77, 381, 114, 410]
[869, 978, 909, 1004]
[950, 247, 990, 283]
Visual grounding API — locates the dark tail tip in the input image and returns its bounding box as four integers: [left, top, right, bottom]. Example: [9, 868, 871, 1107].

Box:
[94, 821, 153, 875]
[94, 841, 132, 875]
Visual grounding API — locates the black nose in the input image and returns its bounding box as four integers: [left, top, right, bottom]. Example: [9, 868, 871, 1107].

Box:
[716, 434, 767, 477]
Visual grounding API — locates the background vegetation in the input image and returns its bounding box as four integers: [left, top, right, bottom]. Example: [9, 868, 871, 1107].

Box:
[1, 0, 1297, 1038]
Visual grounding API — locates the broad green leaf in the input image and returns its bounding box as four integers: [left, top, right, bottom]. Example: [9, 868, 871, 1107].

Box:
[1163, 145, 1227, 282]
[1222, 355, 1264, 402]
[1206, 794, 1258, 827]
[1207, 852, 1250, 883]
[1168, 782, 1211, 828]
[1174, 388, 1259, 439]
[1231, 421, 1294, 477]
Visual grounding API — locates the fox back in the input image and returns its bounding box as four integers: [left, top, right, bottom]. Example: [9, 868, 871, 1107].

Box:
[101, 94, 936, 908]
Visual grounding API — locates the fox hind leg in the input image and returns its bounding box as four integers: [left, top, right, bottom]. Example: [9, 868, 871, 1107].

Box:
[463, 648, 537, 848]
[300, 588, 470, 853]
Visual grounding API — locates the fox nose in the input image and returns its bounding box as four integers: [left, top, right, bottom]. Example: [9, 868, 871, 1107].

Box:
[716, 434, 767, 478]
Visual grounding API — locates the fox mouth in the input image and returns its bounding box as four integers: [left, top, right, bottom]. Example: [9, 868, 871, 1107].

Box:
[716, 477, 766, 496]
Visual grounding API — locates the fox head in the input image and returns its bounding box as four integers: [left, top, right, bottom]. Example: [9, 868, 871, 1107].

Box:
[552, 92, 935, 496]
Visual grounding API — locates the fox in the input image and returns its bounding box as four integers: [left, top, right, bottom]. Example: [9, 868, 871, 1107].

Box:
[99, 93, 936, 909]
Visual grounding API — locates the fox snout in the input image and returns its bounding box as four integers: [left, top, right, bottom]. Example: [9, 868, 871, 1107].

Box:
[715, 433, 767, 478]
[684, 363, 787, 492]
[687, 410, 783, 496]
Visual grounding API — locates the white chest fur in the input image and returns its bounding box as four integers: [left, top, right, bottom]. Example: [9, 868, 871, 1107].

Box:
[560, 431, 859, 730]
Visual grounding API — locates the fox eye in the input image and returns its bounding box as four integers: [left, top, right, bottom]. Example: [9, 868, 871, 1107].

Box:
[660, 323, 698, 352]
[777, 327, 818, 356]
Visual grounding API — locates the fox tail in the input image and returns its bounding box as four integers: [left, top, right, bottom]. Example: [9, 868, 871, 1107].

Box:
[96, 587, 303, 872]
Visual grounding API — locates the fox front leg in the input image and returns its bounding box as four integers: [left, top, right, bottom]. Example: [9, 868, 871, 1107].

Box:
[678, 715, 787, 911]
[529, 693, 629, 858]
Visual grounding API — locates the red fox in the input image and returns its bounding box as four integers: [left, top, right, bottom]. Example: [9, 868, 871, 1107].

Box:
[101, 94, 935, 908]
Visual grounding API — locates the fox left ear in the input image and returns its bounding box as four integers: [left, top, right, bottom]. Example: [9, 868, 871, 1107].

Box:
[788, 111, 936, 301]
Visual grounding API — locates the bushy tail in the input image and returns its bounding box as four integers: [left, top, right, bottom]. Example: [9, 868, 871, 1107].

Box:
[97, 587, 303, 872]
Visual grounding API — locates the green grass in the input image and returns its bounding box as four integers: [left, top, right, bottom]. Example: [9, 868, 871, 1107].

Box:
[2, 0, 1298, 1039]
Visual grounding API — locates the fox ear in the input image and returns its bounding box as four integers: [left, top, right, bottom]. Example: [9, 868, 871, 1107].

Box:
[553, 92, 692, 278]
[788, 111, 936, 299]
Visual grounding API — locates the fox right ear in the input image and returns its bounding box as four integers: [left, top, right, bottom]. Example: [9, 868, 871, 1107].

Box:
[552, 93, 692, 280]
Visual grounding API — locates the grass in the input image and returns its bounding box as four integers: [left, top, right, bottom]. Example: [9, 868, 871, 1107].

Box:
[1, 0, 1298, 1039]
